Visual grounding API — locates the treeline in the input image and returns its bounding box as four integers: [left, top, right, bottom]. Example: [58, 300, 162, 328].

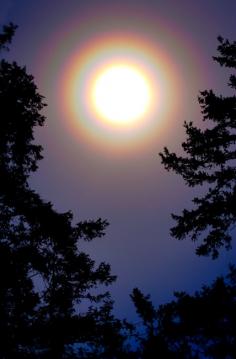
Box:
[0, 24, 235, 358]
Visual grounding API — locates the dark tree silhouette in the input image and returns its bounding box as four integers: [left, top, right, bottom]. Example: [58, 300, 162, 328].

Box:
[160, 37, 236, 258]
[0, 24, 130, 358]
[0, 23, 17, 52]
[128, 38, 236, 359]
[131, 266, 236, 358]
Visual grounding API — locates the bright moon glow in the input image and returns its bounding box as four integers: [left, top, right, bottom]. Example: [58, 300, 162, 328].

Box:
[91, 64, 152, 125]
[59, 33, 182, 148]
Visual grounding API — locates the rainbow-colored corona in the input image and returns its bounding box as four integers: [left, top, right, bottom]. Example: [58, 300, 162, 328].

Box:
[36, 6, 204, 153]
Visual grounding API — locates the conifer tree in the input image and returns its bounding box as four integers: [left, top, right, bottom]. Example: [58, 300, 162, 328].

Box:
[0, 23, 127, 358]
[160, 37, 236, 258]
[129, 38, 236, 359]
[131, 266, 236, 358]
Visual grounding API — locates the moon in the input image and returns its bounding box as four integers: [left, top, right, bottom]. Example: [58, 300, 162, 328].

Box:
[90, 63, 153, 126]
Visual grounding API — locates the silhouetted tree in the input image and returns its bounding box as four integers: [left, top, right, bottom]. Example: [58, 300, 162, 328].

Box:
[160, 37, 236, 258]
[129, 38, 236, 359]
[0, 23, 17, 52]
[131, 266, 236, 358]
[0, 24, 129, 358]
[130, 289, 170, 359]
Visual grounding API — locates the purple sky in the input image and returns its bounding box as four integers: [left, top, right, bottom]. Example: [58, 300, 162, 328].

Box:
[2, 0, 236, 320]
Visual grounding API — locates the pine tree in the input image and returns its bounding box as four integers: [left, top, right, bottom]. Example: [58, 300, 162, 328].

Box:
[131, 267, 236, 358]
[160, 37, 236, 258]
[0, 24, 127, 358]
[129, 37, 236, 359]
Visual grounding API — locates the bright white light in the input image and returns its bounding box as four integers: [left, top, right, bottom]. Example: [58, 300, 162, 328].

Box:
[91, 64, 152, 125]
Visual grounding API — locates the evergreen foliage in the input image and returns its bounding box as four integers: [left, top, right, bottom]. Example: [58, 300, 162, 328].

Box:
[0, 23, 128, 358]
[131, 266, 236, 358]
[129, 37, 236, 358]
[160, 37, 236, 258]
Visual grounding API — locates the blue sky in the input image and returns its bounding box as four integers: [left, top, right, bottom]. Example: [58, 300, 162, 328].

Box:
[2, 0, 236, 320]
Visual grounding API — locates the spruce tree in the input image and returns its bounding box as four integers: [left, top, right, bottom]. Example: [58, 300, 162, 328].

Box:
[160, 37, 236, 258]
[0, 23, 126, 358]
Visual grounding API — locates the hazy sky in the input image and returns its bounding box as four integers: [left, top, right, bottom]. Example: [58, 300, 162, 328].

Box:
[2, 0, 236, 320]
